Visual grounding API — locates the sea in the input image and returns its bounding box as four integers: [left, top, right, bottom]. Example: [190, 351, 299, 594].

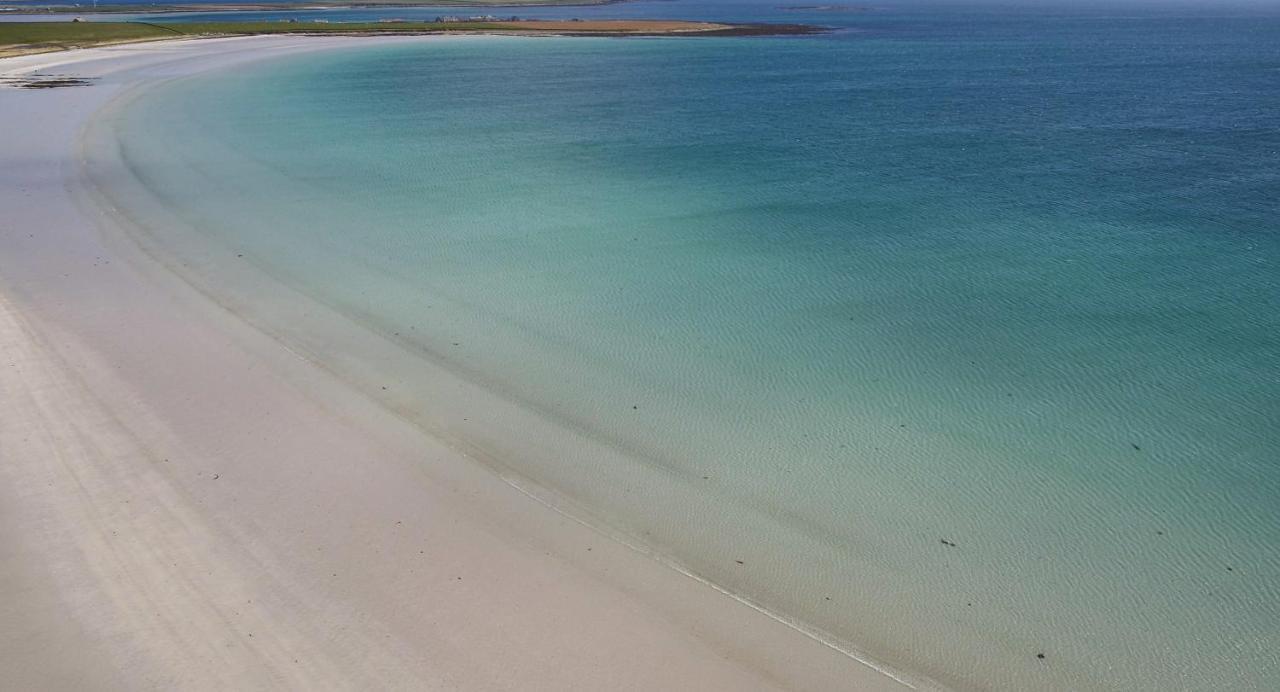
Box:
[85, 1, 1280, 688]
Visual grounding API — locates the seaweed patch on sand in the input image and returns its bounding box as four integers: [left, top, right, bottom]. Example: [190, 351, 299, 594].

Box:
[0, 73, 98, 88]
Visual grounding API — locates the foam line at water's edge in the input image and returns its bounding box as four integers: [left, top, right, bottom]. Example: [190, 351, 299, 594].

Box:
[495, 469, 937, 691]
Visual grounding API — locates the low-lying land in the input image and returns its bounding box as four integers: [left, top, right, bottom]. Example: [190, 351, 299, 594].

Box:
[3, 0, 622, 12]
[0, 22, 176, 57]
[0, 20, 820, 57]
[0, 0, 619, 10]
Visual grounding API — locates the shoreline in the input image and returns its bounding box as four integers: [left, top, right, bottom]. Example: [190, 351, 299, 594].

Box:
[0, 20, 826, 58]
[0, 37, 915, 690]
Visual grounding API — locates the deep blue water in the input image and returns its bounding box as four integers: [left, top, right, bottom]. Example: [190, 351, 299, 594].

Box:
[92, 2, 1280, 689]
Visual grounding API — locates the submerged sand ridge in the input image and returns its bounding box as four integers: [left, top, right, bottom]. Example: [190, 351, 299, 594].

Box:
[0, 37, 912, 691]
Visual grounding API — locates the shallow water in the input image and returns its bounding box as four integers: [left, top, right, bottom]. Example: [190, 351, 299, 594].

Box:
[96, 4, 1280, 689]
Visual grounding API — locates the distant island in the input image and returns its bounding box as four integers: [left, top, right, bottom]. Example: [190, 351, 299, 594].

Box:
[0, 19, 824, 57]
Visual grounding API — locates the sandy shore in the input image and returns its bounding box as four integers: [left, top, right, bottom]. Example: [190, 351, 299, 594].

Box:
[0, 37, 911, 690]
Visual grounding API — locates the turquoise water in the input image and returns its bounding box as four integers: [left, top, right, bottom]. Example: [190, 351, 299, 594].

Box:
[97, 5, 1280, 689]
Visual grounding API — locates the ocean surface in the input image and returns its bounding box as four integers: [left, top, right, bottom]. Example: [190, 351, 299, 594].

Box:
[90, 2, 1280, 689]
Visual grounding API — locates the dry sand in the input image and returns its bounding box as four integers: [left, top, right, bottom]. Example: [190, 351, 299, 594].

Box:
[0, 36, 913, 690]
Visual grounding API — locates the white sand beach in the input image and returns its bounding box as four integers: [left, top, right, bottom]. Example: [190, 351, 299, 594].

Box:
[0, 37, 910, 690]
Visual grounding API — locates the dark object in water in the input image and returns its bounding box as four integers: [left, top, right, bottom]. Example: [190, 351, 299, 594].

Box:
[940, 539, 957, 547]
[1037, 653, 1046, 659]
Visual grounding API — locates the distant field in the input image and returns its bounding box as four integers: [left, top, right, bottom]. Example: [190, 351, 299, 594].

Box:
[0, 19, 769, 57]
[0, 22, 177, 56]
[164, 20, 734, 34]
[0, 0, 614, 14]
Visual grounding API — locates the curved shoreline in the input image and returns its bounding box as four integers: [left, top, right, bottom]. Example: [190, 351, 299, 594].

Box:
[82, 35, 933, 690]
[0, 20, 827, 58]
[0, 37, 915, 690]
